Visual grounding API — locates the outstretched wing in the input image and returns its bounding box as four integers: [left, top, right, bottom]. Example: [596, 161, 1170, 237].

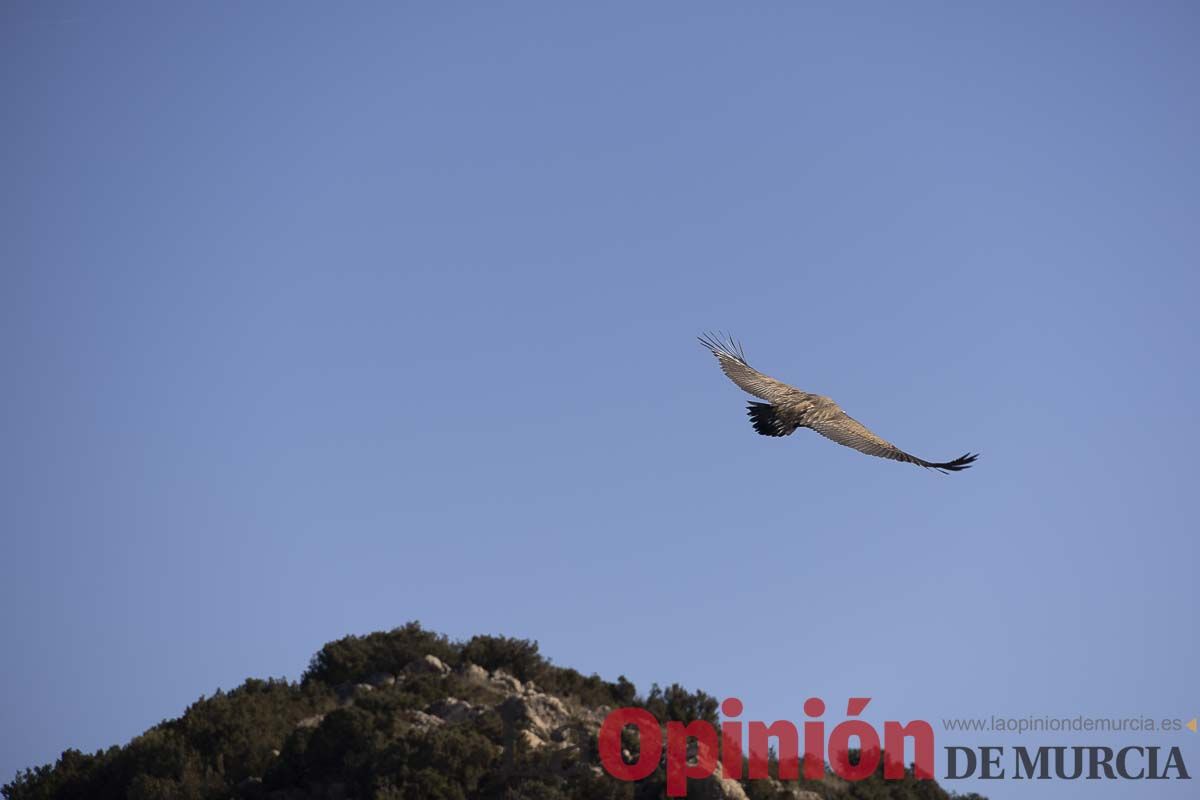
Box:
[698, 332, 806, 403]
[806, 409, 978, 473]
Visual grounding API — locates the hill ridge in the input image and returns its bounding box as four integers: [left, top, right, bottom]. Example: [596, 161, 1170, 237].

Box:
[3, 623, 985, 800]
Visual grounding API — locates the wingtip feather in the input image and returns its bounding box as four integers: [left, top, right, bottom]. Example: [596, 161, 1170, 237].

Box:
[697, 331, 747, 363]
[932, 452, 979, 473]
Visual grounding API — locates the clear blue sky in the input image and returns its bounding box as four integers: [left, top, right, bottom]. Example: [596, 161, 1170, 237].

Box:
[2, 3, 1197, 798]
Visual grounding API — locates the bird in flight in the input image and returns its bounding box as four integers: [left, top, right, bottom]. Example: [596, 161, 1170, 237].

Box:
[699, 333, 978, 473]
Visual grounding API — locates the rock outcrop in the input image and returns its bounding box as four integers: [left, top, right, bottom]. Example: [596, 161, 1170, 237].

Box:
[403, 654, 451, 676]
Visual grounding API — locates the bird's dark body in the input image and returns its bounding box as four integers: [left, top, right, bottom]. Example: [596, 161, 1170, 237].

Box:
[747, 402, 790, 436]
[700, 333, 978, 473]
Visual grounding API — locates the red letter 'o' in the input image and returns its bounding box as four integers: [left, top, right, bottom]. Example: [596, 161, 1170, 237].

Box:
[599, 707, 662, 781]
[828, 719, 881, 781]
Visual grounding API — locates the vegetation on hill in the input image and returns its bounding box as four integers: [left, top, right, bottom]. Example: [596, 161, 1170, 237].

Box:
[3, 623, 984, 800]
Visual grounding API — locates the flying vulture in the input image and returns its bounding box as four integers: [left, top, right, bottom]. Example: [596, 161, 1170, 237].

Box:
[699, 333, 978, 473]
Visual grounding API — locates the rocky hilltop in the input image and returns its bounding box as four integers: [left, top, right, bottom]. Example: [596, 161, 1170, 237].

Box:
[2, 623, 984, 800]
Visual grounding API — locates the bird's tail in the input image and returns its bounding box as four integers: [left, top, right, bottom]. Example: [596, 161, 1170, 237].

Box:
[747, 402, 790, 437]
